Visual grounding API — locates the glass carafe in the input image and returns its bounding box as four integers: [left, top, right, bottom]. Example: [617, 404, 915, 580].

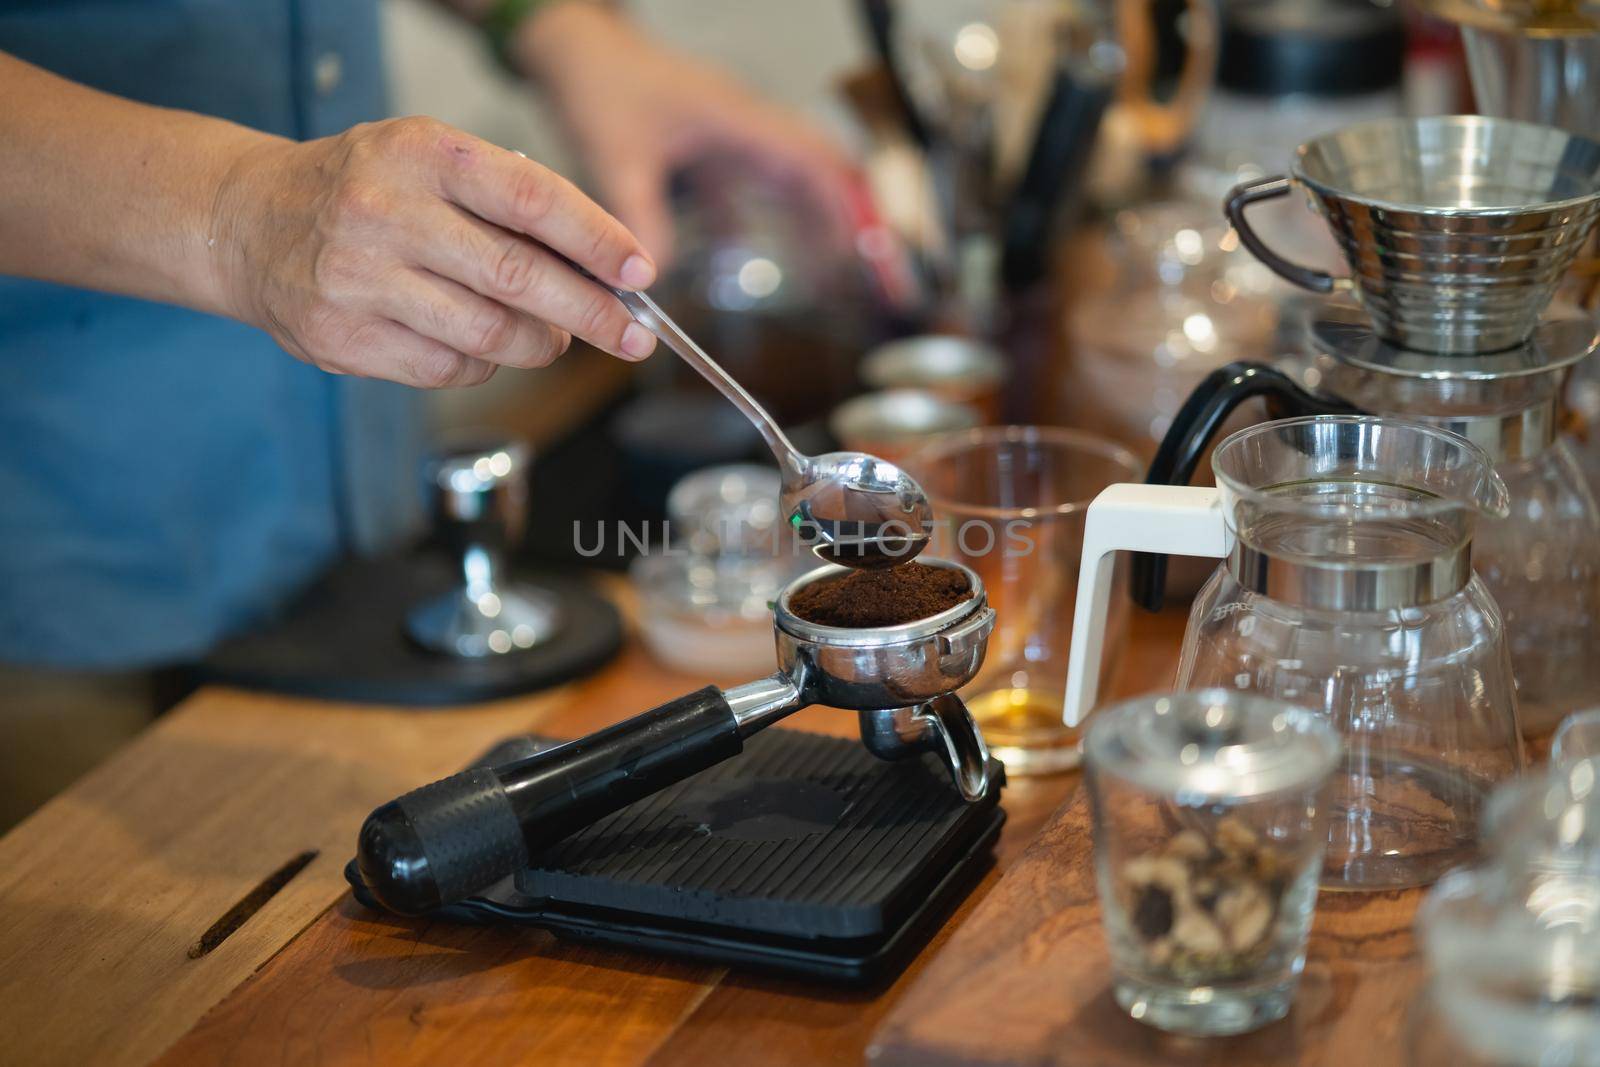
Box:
[1136, 308, 1600, 739]
[1065, 415, 1526, 890]
[1320, 326, 1600, 738]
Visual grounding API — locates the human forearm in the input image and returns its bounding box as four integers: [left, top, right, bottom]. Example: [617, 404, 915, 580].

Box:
[0, 49, 660, 388]
[0, 51, 278, 317]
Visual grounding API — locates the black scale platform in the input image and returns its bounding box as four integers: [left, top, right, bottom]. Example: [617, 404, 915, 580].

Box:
[347, 728, 1005, 984]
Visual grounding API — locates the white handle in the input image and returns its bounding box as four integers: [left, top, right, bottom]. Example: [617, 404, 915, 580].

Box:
[1063, 484, 1228, 728]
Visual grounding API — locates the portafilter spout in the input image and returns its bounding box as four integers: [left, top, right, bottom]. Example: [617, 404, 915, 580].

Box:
[357, 560, 996, 916]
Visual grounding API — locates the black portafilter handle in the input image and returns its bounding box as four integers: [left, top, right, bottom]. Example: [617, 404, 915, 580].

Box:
[1132, 361, 1363, 613]
[356, 687, 744, 916]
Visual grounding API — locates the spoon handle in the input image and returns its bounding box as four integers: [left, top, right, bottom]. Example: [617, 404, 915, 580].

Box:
[607, 286, 808, 478]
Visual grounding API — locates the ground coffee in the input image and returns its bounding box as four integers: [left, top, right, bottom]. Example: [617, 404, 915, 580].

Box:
[789, 563, 973, 628]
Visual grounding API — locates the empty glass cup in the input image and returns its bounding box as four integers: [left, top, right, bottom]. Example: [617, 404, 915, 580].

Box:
[1085, 689, 1341, 1035]
[1414, 761, 1600, 1066]
[905, 426, 1142, 773]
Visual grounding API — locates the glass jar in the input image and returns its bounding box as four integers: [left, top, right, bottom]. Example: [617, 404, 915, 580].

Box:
[1085, 689, 1341, 1035]
[1555, 709, 1600, 767]
[1063, 201, 1281, 452]
[630, 464, 803, 676]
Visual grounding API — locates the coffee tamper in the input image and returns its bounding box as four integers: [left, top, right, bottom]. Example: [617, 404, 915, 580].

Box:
[405, 440, 560, 658]
[360, 558, 996, 915]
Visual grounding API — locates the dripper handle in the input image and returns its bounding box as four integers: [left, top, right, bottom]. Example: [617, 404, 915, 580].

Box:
[1134, 362, 1360, 611]
[1064, 483, 1229, 729]
[1224, 176, 1351, 295]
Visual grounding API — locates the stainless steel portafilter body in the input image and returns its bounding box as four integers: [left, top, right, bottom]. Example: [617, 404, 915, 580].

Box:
[359, 559, 996, 916]
[763, 561, 997, 802]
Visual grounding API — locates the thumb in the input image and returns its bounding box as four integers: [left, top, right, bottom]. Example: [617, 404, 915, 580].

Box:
[596, 165, 675, 270]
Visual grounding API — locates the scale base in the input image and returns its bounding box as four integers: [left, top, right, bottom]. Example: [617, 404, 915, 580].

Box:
[347, 728, 1004, 985]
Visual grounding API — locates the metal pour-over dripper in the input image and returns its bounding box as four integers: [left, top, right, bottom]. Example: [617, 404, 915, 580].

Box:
[357, 559, 996, 916]
[1225, 115, 1600, 354]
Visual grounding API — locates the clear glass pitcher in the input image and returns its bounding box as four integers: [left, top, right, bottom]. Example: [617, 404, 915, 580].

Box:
[1135, 307, 1600, 738]
[1065, 415, 1526, 890]
[1324, 346, 1600, 738]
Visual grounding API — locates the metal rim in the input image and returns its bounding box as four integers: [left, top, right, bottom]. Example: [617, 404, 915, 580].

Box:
[1291, 115, 1600, 217]
[1310, 305, 1600, 379]
[1227, 539, 1476, 610]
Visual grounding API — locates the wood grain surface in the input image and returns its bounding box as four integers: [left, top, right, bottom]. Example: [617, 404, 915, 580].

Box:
[868, 790, 1426, 1067]
[0, 604, 1186, 1067]
[0, 684, 587, 1067]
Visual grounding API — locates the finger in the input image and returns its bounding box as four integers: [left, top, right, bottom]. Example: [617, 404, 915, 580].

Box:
[378, 268, 570, 369]
[331, 317, 498, 390]
[596, 166, 675, 267]
[431, 136, 656, 291]
[400, 201, 656, 362]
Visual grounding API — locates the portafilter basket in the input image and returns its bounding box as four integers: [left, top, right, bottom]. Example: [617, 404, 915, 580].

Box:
[357, 559, 996, 916]
[1226, 115, 1600, 354]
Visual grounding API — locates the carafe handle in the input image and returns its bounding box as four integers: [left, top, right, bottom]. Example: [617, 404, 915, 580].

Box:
[1134, 362, 1359, 611]
[1224, 176, 1353, 295]
[1064, 483, 1228, 728]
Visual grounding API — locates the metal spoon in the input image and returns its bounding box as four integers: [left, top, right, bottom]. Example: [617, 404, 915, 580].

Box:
[606, 286, 933, 568]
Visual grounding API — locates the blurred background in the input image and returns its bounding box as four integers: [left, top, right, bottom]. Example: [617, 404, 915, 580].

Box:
[381, 0, 1482, 566]
[388, 0, 870, 440]
[19, 0, 1599, 825]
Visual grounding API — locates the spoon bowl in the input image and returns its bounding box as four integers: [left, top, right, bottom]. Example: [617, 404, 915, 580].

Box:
[787, 452, 934, 567]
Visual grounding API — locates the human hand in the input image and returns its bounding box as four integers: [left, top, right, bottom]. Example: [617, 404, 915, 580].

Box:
[210, 116, 659, 389]
[517, 3, 856, 265]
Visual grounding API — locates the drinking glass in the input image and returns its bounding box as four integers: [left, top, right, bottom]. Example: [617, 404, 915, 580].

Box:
[1553, 708, 1600, 768]
[1414, 763, 1600, 1066]
[1085, 689, 1341, 1036]
[905, 426, 1142, 773]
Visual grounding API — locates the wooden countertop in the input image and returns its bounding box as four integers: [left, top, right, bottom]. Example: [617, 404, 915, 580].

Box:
[0, 593, 1185, 1067]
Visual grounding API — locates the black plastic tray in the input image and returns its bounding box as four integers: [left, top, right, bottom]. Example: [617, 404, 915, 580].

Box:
[347, 728, 1004, 984]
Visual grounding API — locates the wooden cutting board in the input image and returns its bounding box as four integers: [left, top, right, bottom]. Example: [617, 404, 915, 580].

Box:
[867, 788, 1426, 1067]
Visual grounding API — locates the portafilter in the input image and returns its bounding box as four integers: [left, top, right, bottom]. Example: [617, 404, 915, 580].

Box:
[357, 559, 996, 916]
